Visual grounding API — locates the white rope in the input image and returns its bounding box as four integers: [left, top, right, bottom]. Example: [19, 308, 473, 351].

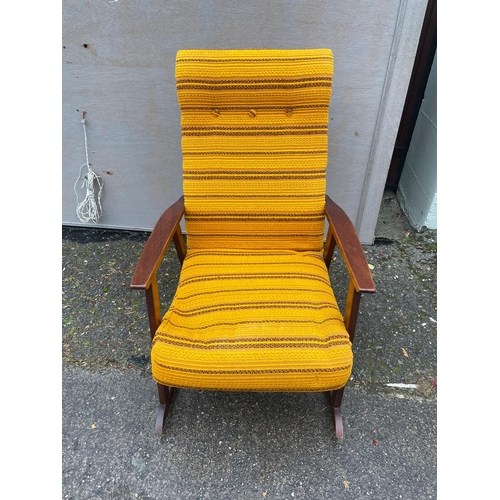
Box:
[74, 115, 104, 223]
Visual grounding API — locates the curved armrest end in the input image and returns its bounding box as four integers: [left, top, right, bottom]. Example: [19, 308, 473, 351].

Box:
[130, 196, 185, 290]
[325, 195, 375, 293]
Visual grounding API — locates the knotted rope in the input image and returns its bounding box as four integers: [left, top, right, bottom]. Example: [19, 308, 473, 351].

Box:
[74, 112, 104, 223]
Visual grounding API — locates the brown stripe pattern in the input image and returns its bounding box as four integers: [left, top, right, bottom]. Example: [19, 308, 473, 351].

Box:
[150, 50, 352, 393]
[152, 248, 353, 392]
[175, 48, 333, 251]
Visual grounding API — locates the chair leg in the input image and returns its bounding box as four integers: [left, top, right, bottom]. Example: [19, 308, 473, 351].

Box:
[326, 388, 345, 439]
[155, 383, 176, 434]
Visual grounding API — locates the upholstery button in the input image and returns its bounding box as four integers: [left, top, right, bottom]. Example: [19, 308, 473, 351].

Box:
[212, 109, 220, 117]
[285, 108, 293, 117]
[248, 108, 257, 118]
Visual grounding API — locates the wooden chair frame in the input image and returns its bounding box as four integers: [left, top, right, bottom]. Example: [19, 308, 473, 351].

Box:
[131, 194, 375, 438]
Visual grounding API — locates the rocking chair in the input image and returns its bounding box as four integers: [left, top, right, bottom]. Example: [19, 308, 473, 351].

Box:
[131, 49, 375, 438]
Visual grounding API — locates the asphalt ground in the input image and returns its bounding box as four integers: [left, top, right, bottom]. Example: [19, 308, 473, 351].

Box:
[61, 191, 438, 499]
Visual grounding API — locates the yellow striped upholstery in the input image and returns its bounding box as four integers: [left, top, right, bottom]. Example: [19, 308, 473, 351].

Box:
[151, 49, 353, 392]
[152, 250, 352, 391]
[176, 48, 333, 251]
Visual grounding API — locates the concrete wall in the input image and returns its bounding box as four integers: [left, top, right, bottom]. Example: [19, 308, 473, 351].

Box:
[397, 52, 437, 230]
[62, 0, 427, 243]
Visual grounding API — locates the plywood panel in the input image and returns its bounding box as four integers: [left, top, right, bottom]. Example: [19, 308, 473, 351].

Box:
[62, 0, 426, 242]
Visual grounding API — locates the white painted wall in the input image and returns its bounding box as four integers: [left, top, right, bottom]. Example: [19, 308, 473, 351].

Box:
[397, 52, 437, 230]
[62, 0, 427, 243]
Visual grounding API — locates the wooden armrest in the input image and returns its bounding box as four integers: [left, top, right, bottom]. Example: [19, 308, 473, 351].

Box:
[324, 195, 375, 293]
[130, 196, 185, 290]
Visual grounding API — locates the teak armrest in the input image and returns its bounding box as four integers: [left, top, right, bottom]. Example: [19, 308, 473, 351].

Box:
[130, 196, 186, 290]
[324, 195, 375, 294]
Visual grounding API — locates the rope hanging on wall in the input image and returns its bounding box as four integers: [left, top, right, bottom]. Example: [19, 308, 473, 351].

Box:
[74, 112, 104, 223]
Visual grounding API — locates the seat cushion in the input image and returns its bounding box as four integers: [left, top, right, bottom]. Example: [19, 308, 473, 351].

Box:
[151, 249, 353, 392]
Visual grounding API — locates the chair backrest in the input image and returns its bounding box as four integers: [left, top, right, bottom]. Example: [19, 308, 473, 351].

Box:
[176, 48, 333, 251]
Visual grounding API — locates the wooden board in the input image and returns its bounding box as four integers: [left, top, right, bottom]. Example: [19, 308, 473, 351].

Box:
[62, 0, 427, 243]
